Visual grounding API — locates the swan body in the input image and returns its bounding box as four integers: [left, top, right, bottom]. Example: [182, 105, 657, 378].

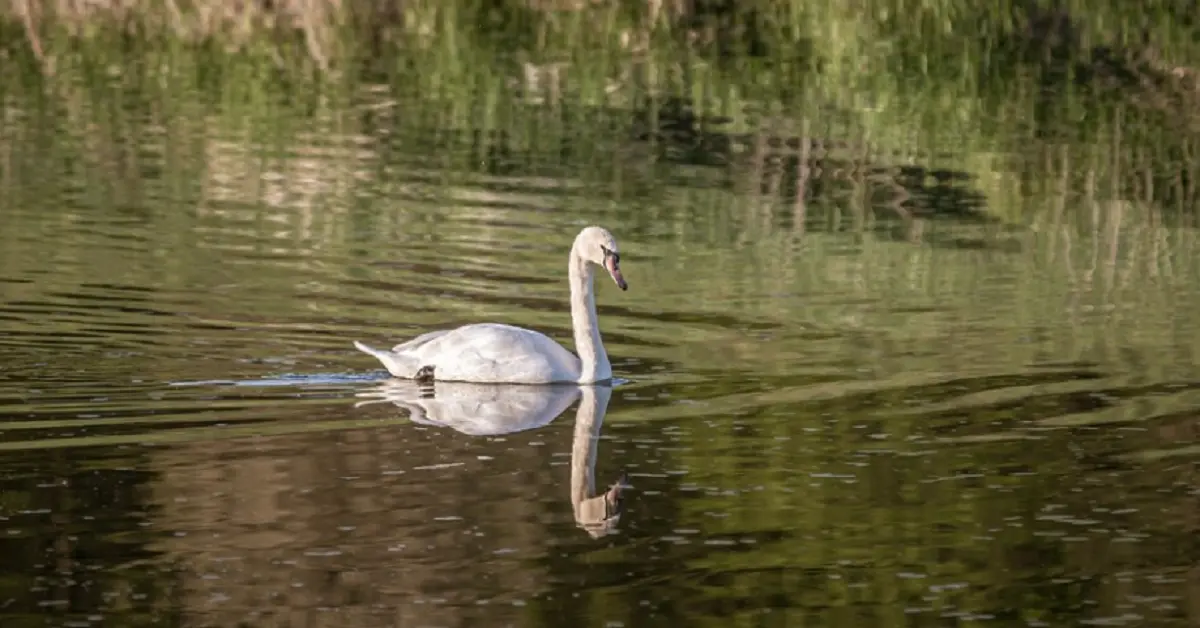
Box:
[353, 226, 628, 384]
[352, 324, 581, 384]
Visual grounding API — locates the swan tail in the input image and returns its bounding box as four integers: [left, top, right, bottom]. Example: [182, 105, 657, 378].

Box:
[353, 341, 422, 378]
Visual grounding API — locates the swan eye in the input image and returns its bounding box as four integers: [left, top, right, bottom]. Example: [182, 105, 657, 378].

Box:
[601, 246, 619, 266]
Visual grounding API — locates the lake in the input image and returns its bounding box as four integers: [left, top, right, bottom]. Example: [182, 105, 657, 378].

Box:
[1, 39, 1199, 628]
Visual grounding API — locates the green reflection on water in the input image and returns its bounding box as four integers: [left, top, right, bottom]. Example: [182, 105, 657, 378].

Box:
[1, 4, 1199, 626]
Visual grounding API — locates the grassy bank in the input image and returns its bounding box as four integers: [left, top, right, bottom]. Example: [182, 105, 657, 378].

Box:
[4, 1, 1200, 227]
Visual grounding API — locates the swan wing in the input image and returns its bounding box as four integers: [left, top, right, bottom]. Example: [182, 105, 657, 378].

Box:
[352, 341, 423, 378]
[406, 323, 582, 384]
[390, 329, 453, 353]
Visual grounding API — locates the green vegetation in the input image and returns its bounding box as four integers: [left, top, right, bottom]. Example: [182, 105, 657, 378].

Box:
[2, 4, 1199, 626]
[5, 0, 1200, 228]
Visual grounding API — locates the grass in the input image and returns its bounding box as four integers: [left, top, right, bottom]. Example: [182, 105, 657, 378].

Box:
[4, 0, 1200, 232]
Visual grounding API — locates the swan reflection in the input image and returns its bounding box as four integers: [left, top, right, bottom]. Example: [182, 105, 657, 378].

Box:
[355, 380, 626, 536]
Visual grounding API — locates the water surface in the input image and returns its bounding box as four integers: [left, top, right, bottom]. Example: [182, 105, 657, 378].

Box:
[0, 84, 1198, 628]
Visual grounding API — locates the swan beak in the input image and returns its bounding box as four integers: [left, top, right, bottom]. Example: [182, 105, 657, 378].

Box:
[605, 256, 627, 291]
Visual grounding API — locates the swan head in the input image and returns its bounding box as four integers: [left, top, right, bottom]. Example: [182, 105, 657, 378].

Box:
[574, 226, 627, 291]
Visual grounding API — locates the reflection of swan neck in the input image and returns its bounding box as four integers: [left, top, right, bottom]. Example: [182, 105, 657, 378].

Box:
[568, 243, 610, 383]
[570, 386, 619, 536]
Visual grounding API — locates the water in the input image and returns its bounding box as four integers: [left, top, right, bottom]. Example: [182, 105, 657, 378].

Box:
[1, 85, 1199, 628]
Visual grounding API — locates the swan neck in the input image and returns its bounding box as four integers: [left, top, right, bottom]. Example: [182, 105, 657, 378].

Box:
[569, 246, 610, 383]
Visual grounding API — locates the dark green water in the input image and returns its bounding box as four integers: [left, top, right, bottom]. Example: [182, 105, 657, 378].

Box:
[0, 78, 1198, 628]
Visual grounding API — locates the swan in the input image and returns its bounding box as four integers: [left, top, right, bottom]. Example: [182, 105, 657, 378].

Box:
[354, 380, 626, 536]
[352, 225, 628, 384]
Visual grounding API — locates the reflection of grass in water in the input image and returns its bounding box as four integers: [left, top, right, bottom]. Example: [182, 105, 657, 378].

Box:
[6, 0, 1200, 227]
[616, 383, 1197, 626]
[3, 137, 1198, 398]
[2, 8, 1199, 620]
[1123, 443, 1200, 461]
[4, 0, 1195, 535]
[0, 409, 405, 452]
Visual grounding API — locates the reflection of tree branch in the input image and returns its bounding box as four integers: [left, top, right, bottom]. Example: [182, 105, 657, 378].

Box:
[1082, 156, 1099, 288]
[1103, 200, 1123, 302]
[1120, 220, 1141, 293]
[1185, 140, 1196, 208]
[792, 120, 811, 236]
[164, 0, 184, 34]
[1061, 223, 1075, 287]
[299, 7, 329, 72]
[1046, 145, 1067, 268]
[15, 0, 51, 75]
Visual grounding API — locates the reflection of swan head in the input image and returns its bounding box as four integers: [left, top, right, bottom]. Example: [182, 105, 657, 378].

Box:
[574, 471, 627, 539]
[355, 380, 627, 537]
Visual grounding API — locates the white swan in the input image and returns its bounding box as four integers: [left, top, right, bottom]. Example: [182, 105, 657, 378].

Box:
[352, 225, 628, 384]
[354, 380, 625, 536]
